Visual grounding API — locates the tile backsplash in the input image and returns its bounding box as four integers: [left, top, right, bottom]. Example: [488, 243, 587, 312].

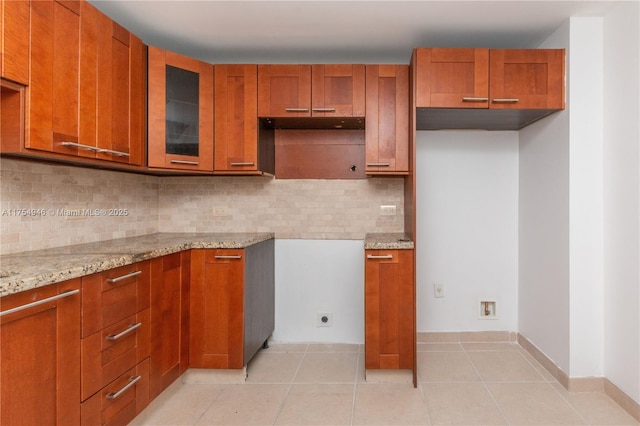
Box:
[158, 176, 405, 239]
[0, 158, 159, 254]
[1, 158, 405, 254]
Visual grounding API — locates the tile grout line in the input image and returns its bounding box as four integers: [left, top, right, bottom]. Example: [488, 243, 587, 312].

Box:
[461, 346, 512, 426]
[270, 344, 309, 425]
[349, 344, 362, 426]
[547, 382, 593, 426]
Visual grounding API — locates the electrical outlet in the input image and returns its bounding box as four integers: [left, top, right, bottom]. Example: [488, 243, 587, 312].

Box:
[317, 312, 333, 327]
[380, 205, 396, 216]
[434, 282, 445, 298]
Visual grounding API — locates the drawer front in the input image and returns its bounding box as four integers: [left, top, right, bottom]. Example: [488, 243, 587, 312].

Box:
[81, 358, 149, 426]
[82, 262, 150, 337]
[82, 310, 150, 401]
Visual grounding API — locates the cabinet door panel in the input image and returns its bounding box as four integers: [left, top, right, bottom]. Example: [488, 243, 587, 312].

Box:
[415, 48, 489, 108]
[365, 65, 409, 174]
[78, 1, 98, 158]
[489, 49, 565, 109]
[311, 64, 365, 117]
[214, 64, 258, 172]
[1, 279, 81, 426]
[1, 0, 30, 85]
[27, 1, 80, 153]
[257, 64, 311, 117]
[150, 253, 189, 399]
[148, 47, 214, 171]
[190, 249, 245, 369]
[365, 250, 414, 370]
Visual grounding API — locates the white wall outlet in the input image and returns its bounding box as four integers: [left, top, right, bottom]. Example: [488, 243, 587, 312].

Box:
[212, 206, 229, 217]
[434, 282, 445, 298]
[317, 312, 333, 327]
[478, 300, 498, 319]
[380, 205, 396, 216]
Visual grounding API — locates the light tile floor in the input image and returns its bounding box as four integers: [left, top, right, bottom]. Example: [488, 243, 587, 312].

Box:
[131, 342, 639, 426]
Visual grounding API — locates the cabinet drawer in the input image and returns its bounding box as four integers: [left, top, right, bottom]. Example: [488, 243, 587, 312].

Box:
[82, 309, 150, 401]
[82, 262, 150, 337]
[81, 358, 149, 426]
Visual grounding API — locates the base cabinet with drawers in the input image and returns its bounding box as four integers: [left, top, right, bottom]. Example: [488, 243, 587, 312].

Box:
[0, 278, 82, 426]
[80, 261, 151, 425]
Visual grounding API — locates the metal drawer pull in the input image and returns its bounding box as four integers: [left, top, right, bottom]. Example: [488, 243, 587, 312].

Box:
[170, 160, 199, 165]
[60, 141, 101, 152]
[98, 148, 130, 157]
[492, 98, 520, 103]
[285, 108, 309, 112]
[366, 163, 390, 167]
[106, 323, 142, 341]
[214, 255, 243, 259]
[106, 376, 141, 400]
[106, 270, 142, 284]
[367, 255, 393, 259]
[462, 97, 489, 102]
[311, 107, 336, 112]
[230, 162, 255, 166]
[0, 289, 80, 317]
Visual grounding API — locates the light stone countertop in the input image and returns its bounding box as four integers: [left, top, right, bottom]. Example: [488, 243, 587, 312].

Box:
[0, 232, 274, 297]
[364, 233, 414, 250]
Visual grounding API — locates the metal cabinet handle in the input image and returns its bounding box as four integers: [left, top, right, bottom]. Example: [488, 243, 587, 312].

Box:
[106, 376, 141, 400]
[366, 163, 390, 167]
[170, 160, 199, 165]
[214, 255, 243, 259]
[60, 141, 101, 152]
[367, 255, 394, 259]
[285, 108, 309, 112]
[462, 97, 489, 102]
[106, 270, 142, 284]
[99, 148, 130, 157]
[106, 323, 142, 341]
[0, 289, 80, 317]
[311, 107, 336, 112]
[230, 162, 255, 167]
[492, 98, 520, 103]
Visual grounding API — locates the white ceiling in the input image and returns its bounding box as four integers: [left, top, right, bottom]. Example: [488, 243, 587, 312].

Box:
[88, 0, 621, 64]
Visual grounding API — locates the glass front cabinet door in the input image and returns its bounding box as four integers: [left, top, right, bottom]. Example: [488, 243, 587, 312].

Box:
[148, 46, 214, 171]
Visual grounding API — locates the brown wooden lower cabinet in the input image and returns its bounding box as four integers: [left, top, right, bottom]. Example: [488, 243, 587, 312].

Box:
[81, 358, 150, 426]
[0, 278, 82, 426]
[149, 251, 190, 399]
[364, 249, 415, 370]
[190, 240, 275, 369]
[80, 261, 151, 425]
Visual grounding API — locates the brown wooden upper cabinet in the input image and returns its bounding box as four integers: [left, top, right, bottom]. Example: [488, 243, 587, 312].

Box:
[365, 65, 409, 175]
[147, 46, 214, 171]
[2, 1, 146, 167]
[258, 64, 366, 118]
[214, 64, 259, 173]
[1, 0, 30, 85]
[416, 47, 565, 110]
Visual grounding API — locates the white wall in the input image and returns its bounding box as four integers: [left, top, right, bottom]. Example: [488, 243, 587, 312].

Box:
[568, 18, 605, 379]
[603, 1, 640, 403]
[416, 131, 519, 332]
[272, 239, 365, 343]
[518, 20, 571, 374]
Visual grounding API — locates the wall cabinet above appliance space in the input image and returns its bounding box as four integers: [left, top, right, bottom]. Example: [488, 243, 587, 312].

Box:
[257, 64, 366, 130]
[414, 48, 565, 130]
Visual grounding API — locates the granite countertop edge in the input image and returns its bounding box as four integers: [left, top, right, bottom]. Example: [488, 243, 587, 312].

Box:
[0, 232, 274, 297]
[364, 233, 415, 250]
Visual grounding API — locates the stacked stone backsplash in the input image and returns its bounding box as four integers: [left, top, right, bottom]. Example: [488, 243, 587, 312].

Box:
[158, 176, 405, 239]
[0, 158, 159, 254]
[1, 157, 405, 254]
